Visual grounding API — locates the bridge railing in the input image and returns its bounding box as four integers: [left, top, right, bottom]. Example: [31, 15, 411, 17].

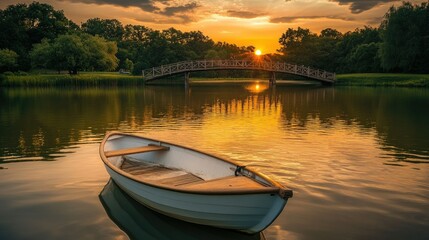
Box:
[142, 60, 335, 82]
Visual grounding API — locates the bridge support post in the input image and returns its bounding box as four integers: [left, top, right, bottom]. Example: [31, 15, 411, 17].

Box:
[269, 72, 276, 86]
[184, 72, 190, 88]
[141, 70, 146, 86]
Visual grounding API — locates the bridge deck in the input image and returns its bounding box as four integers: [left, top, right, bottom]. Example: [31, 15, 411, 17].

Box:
[142, 60, 335, 84]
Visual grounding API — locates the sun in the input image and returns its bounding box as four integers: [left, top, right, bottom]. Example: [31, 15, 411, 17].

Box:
[255, 49, 262, 56]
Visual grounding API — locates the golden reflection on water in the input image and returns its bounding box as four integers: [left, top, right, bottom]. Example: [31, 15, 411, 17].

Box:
[245, 82, 269, 93]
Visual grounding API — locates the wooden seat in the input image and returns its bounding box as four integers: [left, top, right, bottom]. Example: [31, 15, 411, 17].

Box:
[158, 173, 204, 186]
[120, 158, 204, 186]
[105, 145, 169, 157]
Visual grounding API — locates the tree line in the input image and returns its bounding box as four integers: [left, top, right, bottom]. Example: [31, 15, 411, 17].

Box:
[277, 1, 429, 73]
[0, 1, 428, 75]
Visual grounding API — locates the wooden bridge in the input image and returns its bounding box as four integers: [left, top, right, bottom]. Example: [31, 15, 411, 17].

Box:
[142, 60, 336, 85]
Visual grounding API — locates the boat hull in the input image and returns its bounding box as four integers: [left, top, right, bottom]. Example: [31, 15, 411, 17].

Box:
[99, 180, 265, 239]
[104, 165, 287, 233]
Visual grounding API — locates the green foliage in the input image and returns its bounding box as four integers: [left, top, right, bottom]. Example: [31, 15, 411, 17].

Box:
[1, 72, 144, 87]
[31, 33, 118, 74]
[380, 2, 429, 73]
[336, 27, 382, 73]
[84, 35, 118, 71]
[320, 28, 342, 39]
[123, 25, 152, 42]
[279, 27, 341, 71]
[336, 73, 429, 87]
[279, 27, 315, 49]
[132, 62, 145, 75]
[0, 49, 19, 72]
[0, 2, 78, 70]
[278, 26, 384, 73]
[347, 43, 382, 73]
[204, 49, 220, 59]
[16, 71, 28, 76]
[82, 18, 124, 41]
[277, 2, 428, 74]
[124, 59, 133, 72]
[3, 71, 14, 76]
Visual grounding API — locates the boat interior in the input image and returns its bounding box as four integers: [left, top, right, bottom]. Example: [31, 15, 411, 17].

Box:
[120, 157, 268, 191]
[104, 144, 269, 191]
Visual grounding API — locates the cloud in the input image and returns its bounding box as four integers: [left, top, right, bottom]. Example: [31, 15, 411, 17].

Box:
[155, 2, 199, 24]
[270, 15, 355, 23]
[159, 2, 199, 16]
[225, 10, 267, 19]
[63, 0, 200, 23]
[330, 0, 399, 14]
[132, 15, 190, 24]
[366, 16, 384, 25]
[63, 0, 164, 12]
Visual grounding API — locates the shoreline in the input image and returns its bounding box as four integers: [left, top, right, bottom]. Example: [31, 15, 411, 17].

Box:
[1, 72, 428, 88]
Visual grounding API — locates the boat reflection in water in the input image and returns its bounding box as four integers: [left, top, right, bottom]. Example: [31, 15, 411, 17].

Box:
[99, 180, 265, 240]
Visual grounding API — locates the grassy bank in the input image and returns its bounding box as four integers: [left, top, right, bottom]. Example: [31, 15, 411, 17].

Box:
[336, 73, 429, 87]
[0, 72, 145, 87]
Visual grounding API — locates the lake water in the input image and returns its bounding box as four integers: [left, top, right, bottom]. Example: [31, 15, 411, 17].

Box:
[1, 82, 428, 240]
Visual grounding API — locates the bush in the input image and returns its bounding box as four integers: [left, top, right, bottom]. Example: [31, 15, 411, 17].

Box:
[16, 71, 28, 76]
[3, 71, 14, 76]
[132, 62, 145, 75]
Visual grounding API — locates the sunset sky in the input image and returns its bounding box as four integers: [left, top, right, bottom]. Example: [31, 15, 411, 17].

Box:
[1, 0, 425, 53]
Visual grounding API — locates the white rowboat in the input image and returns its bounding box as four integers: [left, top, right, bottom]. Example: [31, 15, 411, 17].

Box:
[99, 132, 293, 234]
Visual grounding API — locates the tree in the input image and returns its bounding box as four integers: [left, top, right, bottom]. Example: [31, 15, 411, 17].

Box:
[82, 34, 118, 71]
[82, 18, 124, 41]
[0, 2, 78, 70]
[277, 26, 384, 73]
[317, 28, 343, 71]
[0, 49, 19, 72]
[279, 27, 315, 51]
[183, 31, 214, 58]
[31, 34, 88, 74]
[204, 49, 220, 59]
[123, 25, 151, 43]
[336, 27, 381, 73]
[380, 2, 429, 73]
[347, 43, 382, 73]
[31, 33, 118, 74]
[30, 38, 58, 72]
[320, 28, 342, 39]
[124, 58, 133, 72]
[278, 27, 329, 68]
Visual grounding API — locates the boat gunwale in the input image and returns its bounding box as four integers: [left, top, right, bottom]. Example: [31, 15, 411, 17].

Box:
[100, 131, 293, 197]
